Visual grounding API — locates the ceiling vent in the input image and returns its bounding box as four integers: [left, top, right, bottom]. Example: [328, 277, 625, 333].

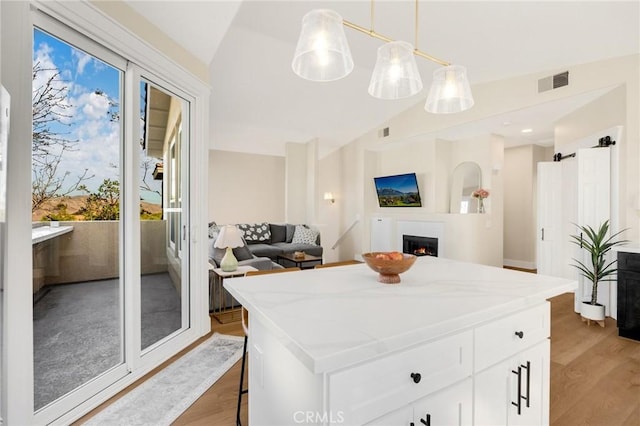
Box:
[379, 127, 390, 138]
[538, 71, 569, 93]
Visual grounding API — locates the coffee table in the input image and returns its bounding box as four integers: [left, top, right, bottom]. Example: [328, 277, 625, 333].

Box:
[277, 253, 323, 269]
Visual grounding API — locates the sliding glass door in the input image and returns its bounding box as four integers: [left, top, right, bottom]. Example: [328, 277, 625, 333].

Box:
[30, 14, 191, 423]
[31, 25, 127, 413]
[139, 80, 189, 352]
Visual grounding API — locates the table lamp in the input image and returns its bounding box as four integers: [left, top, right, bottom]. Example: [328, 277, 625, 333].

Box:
[214, 225, 244, 272]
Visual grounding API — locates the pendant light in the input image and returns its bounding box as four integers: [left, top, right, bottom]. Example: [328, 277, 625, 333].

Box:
[368, 41, 423, 100]
[292, 0, 474, 113]
[291, 9, 354, 82]
[425, 65, 474, 113]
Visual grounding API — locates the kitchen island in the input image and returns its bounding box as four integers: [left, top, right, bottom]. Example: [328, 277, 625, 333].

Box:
[225, 256, 577, 426]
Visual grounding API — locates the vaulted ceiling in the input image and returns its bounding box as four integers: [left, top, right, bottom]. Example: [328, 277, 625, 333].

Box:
[125, 1, 640, 157]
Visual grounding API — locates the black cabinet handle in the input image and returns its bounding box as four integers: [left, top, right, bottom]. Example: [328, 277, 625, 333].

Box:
[410, 423, 415, 426]
[515, 331, 524, 339]
[419, 413, 431, 426]
[511, 366, 522, 415]
[522, 361, 531, 408]
[541, 228, 544, 241]
[410, 372, 421, 383]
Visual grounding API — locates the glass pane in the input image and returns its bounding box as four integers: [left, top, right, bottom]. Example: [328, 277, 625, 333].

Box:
[139, 82, 183, 350]
[32, 29, 123, 410]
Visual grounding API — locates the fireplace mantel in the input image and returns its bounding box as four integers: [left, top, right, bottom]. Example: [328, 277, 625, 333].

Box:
[370, 215, 501, 267]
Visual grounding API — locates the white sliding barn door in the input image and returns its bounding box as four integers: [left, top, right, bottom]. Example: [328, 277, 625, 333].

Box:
[575, 148, 611, 314]
[537, 162, 563, 277]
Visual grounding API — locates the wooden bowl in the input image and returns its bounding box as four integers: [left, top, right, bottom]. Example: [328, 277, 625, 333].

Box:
[361, 252, 417, 284]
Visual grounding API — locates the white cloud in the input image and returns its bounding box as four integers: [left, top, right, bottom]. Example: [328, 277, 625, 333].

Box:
[80, 92, 110, 120]
[71, 48, 92, 75]
[33, 42, 76, 123]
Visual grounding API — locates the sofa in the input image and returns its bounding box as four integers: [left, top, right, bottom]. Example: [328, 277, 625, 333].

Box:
[208, 222, 323, 271]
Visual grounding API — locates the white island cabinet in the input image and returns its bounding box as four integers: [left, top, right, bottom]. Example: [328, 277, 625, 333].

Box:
[225, 256, 577, 426]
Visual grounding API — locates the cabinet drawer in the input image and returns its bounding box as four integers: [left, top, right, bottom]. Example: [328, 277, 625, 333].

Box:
[329, 330, 472, 425]
[475, 303, 549, 372]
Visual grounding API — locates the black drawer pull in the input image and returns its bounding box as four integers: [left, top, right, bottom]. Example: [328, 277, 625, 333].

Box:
[410, 372, 421, 383]
[420, 414, 431, 426]
[515, 331, 524, 339]
[522, 361, 531, 408]
[511, 366, 522, 415]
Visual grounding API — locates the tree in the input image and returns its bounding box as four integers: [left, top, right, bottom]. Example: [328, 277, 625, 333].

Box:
[41, 202, 76, 221]
[79, 178, 120, 220]
[32, 61, 93, 212]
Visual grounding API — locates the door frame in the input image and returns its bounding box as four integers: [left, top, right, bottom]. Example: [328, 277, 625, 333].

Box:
[1, 2, 210, 424]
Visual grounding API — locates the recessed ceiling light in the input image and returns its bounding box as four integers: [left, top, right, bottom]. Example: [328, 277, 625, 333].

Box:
[502, 121, 511, 127]
[521, 128, 533, 133]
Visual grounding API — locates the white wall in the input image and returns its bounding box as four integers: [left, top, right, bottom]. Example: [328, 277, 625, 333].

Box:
[555, 85, 632, 239]
[285, 142, 307, 224]
[208, 150, 285, 224]
[317, 149, 342, 263]
[339, 54, 639, 266]
[352, 134, 504, 267]
[89, 1, 208, 82]
[503, 145, 551, 269]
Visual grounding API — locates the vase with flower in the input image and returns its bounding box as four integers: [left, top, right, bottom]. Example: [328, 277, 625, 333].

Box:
[472, 188, 489, 213]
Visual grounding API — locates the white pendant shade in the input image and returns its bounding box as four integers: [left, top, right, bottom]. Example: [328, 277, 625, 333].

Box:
[368, 41, 423, 100]
[291, 9, 354, 82]
[425, 65, 474, 114]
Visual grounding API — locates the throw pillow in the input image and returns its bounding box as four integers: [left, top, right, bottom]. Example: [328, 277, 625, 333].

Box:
[285, 224, 296, 243]
[237, 223, 271, 243]
[212, 239, 253, 266]
[291, 225, 319, 245]
[208, 221, 220, 240]
[270, 224, 287, 243]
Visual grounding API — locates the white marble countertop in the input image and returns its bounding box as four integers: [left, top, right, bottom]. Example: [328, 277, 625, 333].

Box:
[225, 256, 577, 374]
[32, 225, 73, 244]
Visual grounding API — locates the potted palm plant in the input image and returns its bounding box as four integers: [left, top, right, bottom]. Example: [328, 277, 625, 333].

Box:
[570, 220, 627, 325]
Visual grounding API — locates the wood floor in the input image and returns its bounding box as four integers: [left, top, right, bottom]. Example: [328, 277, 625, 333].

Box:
[78, 293, 639, 426]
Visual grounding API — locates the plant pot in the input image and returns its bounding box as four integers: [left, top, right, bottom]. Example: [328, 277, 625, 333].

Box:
[581, 302, 605, 321]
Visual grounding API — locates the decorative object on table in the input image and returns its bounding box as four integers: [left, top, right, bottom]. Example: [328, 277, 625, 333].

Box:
[293, 251, 306, 259]
[361, 251, 416, 284]
[214, 225, 245, 272]
[472, 188, 489, 213]
[569, 220, 627, 327]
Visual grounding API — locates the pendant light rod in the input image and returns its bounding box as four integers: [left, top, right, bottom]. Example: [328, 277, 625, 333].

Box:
[341, 0, 450, 68]
[370, 0, 375, 32]
[342, 19, 450, 66]
[415, 0, 419, 50]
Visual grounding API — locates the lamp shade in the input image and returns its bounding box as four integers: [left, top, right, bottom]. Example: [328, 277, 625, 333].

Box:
[425, 65, 474, 114]
[368, 41, 423, 100]
[292, 9, 354, 82]
[214, 225, 244, 249]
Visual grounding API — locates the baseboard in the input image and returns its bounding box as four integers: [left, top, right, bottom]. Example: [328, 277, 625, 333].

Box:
[503, 259, 536, 270]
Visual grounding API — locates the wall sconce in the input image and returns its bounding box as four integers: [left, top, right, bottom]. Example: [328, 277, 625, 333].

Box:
[324, 192, 335, 204]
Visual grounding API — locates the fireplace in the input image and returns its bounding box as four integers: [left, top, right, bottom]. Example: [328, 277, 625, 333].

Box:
[403, 235, 438, 257]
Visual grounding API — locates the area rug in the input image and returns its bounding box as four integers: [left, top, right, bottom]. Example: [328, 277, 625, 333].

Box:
[84, 333, 245, 426]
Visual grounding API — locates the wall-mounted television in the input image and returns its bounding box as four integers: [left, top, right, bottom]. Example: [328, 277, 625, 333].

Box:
[373, 172, 422, 207]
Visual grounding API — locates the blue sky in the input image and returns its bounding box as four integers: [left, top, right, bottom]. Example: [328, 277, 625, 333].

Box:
[33, 29, 161, 204]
